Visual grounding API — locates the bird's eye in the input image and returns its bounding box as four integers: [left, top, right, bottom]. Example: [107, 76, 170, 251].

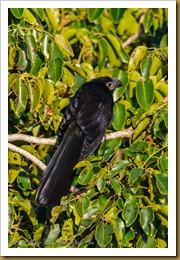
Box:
[106, 82, 113, 89]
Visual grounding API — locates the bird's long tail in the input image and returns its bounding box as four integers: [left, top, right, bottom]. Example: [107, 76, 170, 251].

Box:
[35, 122, 84, 206]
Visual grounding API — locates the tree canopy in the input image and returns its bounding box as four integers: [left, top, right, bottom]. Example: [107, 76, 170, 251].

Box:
[8, 8, 168, 248]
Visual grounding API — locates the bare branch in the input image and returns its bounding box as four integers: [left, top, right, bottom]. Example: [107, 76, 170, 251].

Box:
[8, 127, 133, 145]
[103, 127, 134, 141]
[8, 134, 56, 145]
[8, 127, 134, 170]
[8, 143, 46, 171]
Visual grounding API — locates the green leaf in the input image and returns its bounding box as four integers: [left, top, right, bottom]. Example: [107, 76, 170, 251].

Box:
[129, 168, 145, 186]
[136, 80, 154, 111]
[40, 34, 51, 59]
[54, 34, 74, 58]
[97, 178, 106, 192]
[95, 222, 113, 247]
[122, 228, 135, 247]
[17, 48, 28, 71]
[61, 218, 74, 242]
[133, 117, 151, 141]
[78, 168, 93, 186]
[46, 8, 60, 31]
[27, 79, 42, 112]
[122, 203, 139, 227]
[140, 52, 152, 81]
[30, 54, 44, 75]
[110, 178, 121, 196]
[80, 207, 99, 229]
[140, 207, 154, 236]
[13, 77, 28, 116]
[106, 33, 128, 63]
[110, 8, 125, 23]
[76, 196, 90, 217]
[17, 171, 31, 191]
[111, 218, 125, 246]
[158, 157, 168, 173]
[112, 70, 128, 102]
[88, 8, 104, 22]
[10, 8, 24, 19]
[98, 39, 108, 70]
[48, 58, 63, 82]
[50, 206, 61, 224]
[23, 8, 37, 24]
[110, 160, 130, 178]
[41, 79, 54, 104]
[8, 150, 21, 183]
[33, 8, 44, 21]
[128, 46, 148, 79]
[24, 35, 36, 63]
[44, 224, 60, 246]
[155, 173, 168, 195]
[112, 103, 126, 130]
[143, 10, 153, 33]
[137, 234, 157, 248]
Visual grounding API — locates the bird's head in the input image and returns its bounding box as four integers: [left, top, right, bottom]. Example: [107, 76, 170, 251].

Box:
[88, 76, 123, 93]
[104, 77, 123, 92]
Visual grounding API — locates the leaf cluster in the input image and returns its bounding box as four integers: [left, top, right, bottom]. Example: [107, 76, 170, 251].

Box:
[8, 8, 168, 248]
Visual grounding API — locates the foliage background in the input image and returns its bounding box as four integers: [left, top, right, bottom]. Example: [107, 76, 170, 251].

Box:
[8, 8, 168, 248]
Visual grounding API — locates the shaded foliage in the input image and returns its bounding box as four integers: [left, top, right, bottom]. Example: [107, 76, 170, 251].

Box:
[8, 8, 168, 248]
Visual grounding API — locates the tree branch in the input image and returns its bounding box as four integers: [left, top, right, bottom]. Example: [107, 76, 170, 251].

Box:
[8, 127, 134, 170]
[8, 127, 134, 145]
[8, 143, 46, 171]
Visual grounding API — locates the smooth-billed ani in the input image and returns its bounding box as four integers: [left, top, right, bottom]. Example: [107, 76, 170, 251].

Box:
[35, 77, 123, 206]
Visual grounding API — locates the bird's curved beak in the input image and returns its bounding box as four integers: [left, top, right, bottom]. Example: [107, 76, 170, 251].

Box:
[112, 78, 123, 89]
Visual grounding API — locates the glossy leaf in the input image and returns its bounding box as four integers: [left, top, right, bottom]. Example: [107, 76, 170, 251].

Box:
[46, 8, 60, 31]
[13, 77, 28, 116]
[17, 48, 28, 71]
[110, 8, 125, 23]
[155, 173, 168, 195]
[17, 171, 31, 191]
[40, 34, 51, 59]
[10, 8, 24, 19]
[48, 58, 63, 82]
[44, 224, 60, 246]
[140, 207, 154, 236]
[122, 203, 139, 227]
[41, 79, 54, 104]
[24, 35, 36, 62]
[54, 34, 74, 58]
[30, 54, 44, 75]
[136, 80, 154, 111]
[23, 8, 37, 24]
[143, 10, 153, 33]
[110, 178, 121, 196]
[98, 39, 108, 70]
[122, 229, 135, 247]
[128, 46, 147, 79]
[137, 234, 157, 248]
[110, 160, 130, 178]
[140, 52, 152, 81]
[88, 8, 104, 22]
[111, 218, 125, 246]
[95, 222, 113, 247]
[129, 168, 145, 186]
[78, 168, 93, 186]
[112, 103, 126, 130]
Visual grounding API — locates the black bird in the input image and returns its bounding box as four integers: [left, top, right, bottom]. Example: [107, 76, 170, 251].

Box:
[35, 77, 122, 206]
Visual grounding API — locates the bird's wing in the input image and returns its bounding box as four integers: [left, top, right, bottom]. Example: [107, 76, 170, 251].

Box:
[73, 85, 113, 159]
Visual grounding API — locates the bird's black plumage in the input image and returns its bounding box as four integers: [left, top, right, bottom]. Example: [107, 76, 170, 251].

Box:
[35, 77, 122, 206]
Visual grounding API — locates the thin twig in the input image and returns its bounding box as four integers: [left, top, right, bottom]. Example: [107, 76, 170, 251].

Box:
[8, 143, 46, 171]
